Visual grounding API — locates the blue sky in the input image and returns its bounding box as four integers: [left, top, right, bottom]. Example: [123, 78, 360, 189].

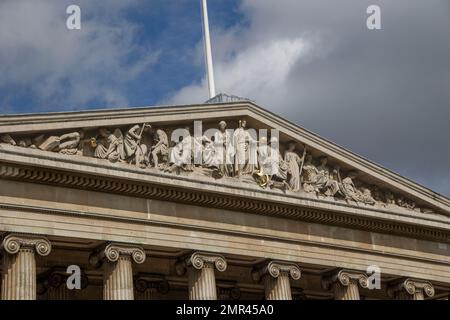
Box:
[0, 0, 244, 113]
[0, 0, 449, 197]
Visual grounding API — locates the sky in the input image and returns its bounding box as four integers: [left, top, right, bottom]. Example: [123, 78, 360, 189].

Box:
[0, 0, 449, 197]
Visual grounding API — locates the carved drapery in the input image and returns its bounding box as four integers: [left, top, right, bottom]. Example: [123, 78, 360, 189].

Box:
[1, 234, 52, 300]
[253, 261, 301, 300]
[176, 252, 227, 300]
[322, 270, 369, 300]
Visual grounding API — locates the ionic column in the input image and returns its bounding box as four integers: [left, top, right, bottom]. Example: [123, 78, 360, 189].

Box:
[322, 270, 369, 300]
[176, 252, 227, 300]
[253, 261, 301, 300]
[388, 279, 435, 300]
[91, 243, 146, 300]
[1, 234, 52, 300]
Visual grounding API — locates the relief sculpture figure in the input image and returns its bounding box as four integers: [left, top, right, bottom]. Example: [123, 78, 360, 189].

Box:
[93, 128, 125, 162]
[302, 155, 319, 193]
[214, 121, 234, 177]
[167, 127, 194, 173]
[284, 141, 305, 192]
[124, 124, 151, 168]
[151, 129, 169, 169]
[233, 120, 257, 176]
[315, 156, 340, 196]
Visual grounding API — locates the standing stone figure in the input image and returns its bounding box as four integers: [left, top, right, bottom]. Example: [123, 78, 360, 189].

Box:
[284, 141, 305, 192]
[233, 120, 257, 176]
[214, 121, 234, 177]
[123, 124, 150, 168]
[151, 129, 169, 168]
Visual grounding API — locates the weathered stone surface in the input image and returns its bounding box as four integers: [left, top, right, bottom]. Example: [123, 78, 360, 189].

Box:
[0, 102, 448, 300]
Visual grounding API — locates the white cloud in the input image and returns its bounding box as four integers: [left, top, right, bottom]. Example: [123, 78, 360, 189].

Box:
[168, 0, 450, 196]
[170, 38, 308, 105]
[0, 0, 159, 111]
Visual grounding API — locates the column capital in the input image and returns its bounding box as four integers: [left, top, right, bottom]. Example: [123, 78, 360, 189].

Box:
[252, 260, 301, 282]
[322, 269, 369, 290]
[1, 233, 51, 256]
[388, 278, 435, 299]
[90, 243, 146, 266]
[176, 252, 227, 275]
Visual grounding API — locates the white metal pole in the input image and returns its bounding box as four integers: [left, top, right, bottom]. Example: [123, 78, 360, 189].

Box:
[201, 0, 216, 99]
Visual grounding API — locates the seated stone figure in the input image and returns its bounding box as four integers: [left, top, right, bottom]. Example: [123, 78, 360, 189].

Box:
[339, 171, 376, 205]
[315, 156, 340, 197]
[166, 128, 194, 173]
[302, 155, 319, 193]
[94, 128, 125, 162]
[151, 129, 169, 169]
[254, 137, 289, 190]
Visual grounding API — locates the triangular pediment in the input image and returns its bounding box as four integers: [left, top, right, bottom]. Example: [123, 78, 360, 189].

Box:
[1, 101, 449, 222]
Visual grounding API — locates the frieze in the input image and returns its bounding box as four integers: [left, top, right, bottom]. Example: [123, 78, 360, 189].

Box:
[0, 120, 437, 215]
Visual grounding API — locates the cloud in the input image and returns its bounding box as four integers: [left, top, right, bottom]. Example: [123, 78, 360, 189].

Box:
[0, 0, 159, 111]
[168, 0, 450, 196]
[170, 37, 308, 104]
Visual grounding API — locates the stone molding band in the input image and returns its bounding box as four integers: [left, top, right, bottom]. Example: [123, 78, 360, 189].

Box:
[0, 162, 447, 245]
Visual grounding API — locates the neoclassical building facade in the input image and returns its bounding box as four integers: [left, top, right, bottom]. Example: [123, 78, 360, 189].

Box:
[0, 101, 449, 300]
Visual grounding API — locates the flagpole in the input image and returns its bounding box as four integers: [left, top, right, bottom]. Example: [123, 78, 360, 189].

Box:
[201, 0, 216, 99]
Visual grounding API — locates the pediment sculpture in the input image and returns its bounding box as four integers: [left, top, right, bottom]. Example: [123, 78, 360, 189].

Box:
[0, 119, 434, 214]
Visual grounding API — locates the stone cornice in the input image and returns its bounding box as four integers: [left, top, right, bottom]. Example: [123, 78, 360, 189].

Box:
[0, 153, 449, 244]
[252, 261, 301, 281]
[1, 233, 51, 256]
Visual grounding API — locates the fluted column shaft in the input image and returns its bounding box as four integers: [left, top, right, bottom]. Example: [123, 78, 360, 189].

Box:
[2, 249, 36, 300]
[1, 234, 51, 300]
[188, 263, 217, 300]
[264, 272, 293, 300]
[333, 279, 360, 300]
[254, 261, 301, 301]
[104, 256, 134, 300]
[92, 243, 146, 301]
[177, 252, 227, 301]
